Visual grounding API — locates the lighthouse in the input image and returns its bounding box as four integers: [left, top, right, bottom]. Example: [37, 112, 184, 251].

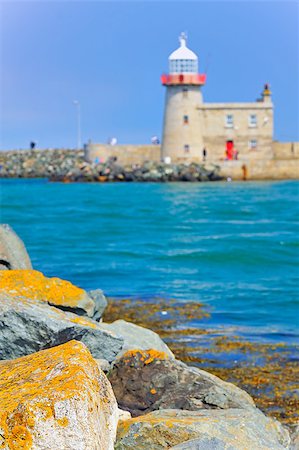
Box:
[161, 33, 206, 163]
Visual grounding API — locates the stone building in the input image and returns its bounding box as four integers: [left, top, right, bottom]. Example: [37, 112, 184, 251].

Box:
[161, 33, 273, 163]
[84, 33, 298, 179]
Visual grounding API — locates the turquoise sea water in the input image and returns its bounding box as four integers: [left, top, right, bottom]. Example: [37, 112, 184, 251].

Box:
[1, 179, 298, 344]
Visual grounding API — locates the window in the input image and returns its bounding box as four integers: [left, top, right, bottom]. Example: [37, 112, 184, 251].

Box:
[249, 139, 257, 149]
[249, 114, 257, 127]
[169, 59, 198, 74]
[184, 144, 190, 153]
[183, 115, 189, 124]
[225, 114, 234, 127]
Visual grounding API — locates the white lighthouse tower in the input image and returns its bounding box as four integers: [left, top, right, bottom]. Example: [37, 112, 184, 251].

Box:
[161, 33, 206, 163]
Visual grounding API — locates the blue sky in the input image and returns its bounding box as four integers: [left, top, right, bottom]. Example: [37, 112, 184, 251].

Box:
[0, 1, 298, 149]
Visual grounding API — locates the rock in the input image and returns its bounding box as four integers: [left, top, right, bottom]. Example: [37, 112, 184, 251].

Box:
[171, 437, 235, 449]
[0, 292, 123, 361]
[115, 409, 290, 450]
[0, 340, 118, 450]
[0, 269, 95, 317]
[89, 289, 108, 320]
[96, 358, 111, 373]
[108, 350, 255, 417]
[0, 224, 32, 270]
[118, 409, 132, 421]
[289, 424, 299, 449]
[100, 319, 174, 358]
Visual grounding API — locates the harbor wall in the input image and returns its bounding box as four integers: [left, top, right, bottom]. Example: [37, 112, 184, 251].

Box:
[85, 144, 160, 165]
[0, 145, 298, 180]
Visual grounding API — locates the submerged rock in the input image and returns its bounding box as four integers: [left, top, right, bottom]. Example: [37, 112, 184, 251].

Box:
[0, 340, 118, 450]
[108, 349, 255, 417]
[115, 409, 290, 450]
[0, 269, 95, 317]
[0, 292, 123, 361]
[100, 319, 174, 358]
[0, 224, 32, 270]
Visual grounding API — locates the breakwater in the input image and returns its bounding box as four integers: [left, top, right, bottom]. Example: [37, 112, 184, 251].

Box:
[0, 148, 222, 182]
[1, 146, 299, 181]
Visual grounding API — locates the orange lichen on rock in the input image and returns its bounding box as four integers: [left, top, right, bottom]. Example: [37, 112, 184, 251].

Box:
[69, 316, 98, 329]
[5, 425, 32, 450]
[0, 340, 117, 449]
[0, 270, 94, 314]
[56, 417, 69, 427]
[115, 409, 290, 450]
[122, 349, 169, 365]
[117, 415, 198, 440]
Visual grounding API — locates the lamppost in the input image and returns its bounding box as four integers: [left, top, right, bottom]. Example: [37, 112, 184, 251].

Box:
[73, 100, 81, 149]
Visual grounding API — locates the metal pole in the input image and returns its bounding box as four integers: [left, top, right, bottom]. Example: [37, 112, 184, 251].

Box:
[73, 100, 81, 149]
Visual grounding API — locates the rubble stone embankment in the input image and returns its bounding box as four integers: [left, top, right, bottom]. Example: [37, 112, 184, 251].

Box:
[0, 149, 222, 182]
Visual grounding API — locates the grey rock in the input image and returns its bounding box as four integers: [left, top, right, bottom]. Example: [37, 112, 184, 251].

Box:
[100, 319, 174, 358]
[89, 289, 108, 320]
[0, 224, 32, 270]
[0, 293, 123, 362]
[115, 409, 290, 450]
[171, 436, 236, 449]
[289, 424, 299, 450]
[108, 351, 255, 417]
[96, 358, 111, 373]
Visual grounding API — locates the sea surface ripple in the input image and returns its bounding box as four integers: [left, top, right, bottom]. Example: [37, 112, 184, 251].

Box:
[1, 179, 298, 343]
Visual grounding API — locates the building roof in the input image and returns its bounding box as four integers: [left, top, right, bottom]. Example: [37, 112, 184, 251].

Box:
[169, 33, 198, 61]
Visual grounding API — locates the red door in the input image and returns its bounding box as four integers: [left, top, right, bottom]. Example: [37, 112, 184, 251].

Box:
[226, 140, 234, 160]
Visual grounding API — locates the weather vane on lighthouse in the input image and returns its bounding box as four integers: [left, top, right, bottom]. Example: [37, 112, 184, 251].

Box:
[179, 32, 187, 46]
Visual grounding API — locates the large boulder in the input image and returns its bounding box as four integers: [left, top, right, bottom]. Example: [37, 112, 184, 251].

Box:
[108, 350, 255, 417]
[0, 269, 95, 317]
[0, 224, 32, 270]
[0, 292, 123, 361]
[115, 409, 290, 450]
[100, 319, 174, 358]
[0, 340, 118, 450]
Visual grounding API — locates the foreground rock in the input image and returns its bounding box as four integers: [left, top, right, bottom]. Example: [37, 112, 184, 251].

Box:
[0, 269, 96, 317]
[289, 424, 299, 450]
[100, 319, 175, 358]
[115, 409, 290, 450]
[0, 224, 32, 270]
[0, 292, 123, 361]
[89, 289, 108, 320]
[108, 350, 255, 416]
[0, 340, 118, 450]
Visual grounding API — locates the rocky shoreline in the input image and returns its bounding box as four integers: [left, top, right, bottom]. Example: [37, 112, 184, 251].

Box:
[0, 225, 297, 449]
[0, 149, 222, 182]
[104, 298, 299, 428]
